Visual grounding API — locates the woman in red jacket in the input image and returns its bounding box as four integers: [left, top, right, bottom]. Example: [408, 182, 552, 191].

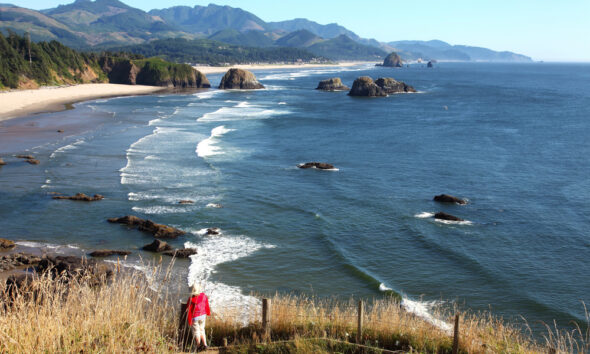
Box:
[187, 284, 211, 349]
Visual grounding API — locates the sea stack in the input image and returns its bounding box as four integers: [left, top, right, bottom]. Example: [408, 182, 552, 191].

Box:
[375, 78, 416, 94]
[382, 52, 403, 67]
[348, 77, 387, 97]
[316, 77, 350, 91]
[218, 68, 264, 89]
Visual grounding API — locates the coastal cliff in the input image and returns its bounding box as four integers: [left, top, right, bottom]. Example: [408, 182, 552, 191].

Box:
[0, 32, 209, 90]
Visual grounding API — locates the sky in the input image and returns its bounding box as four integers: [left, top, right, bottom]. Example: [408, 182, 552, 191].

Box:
[7, 0, 590, 61]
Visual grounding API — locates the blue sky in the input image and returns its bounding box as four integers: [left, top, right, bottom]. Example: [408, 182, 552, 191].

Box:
[8, 0, 590, 61]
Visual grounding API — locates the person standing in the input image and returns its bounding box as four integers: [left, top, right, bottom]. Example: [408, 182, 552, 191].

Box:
[186, 284, 211, 349]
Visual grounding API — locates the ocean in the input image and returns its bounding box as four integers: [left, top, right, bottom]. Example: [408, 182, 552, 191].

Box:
[1, 62, 589, 334]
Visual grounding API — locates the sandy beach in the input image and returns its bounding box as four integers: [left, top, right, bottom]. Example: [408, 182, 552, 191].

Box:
[194, 61, 375, 74]
[0, 84, 165, 122]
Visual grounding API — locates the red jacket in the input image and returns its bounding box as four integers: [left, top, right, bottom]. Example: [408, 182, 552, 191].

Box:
[187, 293, 210, 325]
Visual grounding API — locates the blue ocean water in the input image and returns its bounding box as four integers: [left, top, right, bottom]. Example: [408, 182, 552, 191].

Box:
[1, 62, 589, 334]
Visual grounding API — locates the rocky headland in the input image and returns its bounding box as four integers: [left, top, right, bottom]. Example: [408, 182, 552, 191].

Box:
[218, 68, 264, 89]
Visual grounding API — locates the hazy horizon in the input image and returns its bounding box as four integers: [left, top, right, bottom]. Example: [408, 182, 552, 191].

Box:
[5, 0, 590, 62]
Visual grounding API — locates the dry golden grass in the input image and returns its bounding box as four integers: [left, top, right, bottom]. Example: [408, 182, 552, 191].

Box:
[1, 263, 588, 353]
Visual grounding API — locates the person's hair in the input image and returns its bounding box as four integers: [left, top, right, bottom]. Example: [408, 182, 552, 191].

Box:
[190, 283, 201, 296]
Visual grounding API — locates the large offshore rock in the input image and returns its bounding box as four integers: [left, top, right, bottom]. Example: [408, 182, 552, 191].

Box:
[348, 77, 387, 97]
[375, 78, 416, 94]
[382, 52, 403, 67]
[316, 77, 349, 91]
[218, 68, 264, 89]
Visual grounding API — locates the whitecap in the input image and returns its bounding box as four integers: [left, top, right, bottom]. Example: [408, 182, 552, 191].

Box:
[50, 138, 85, 159]
[401, 298, 452, 332]
[414, 212, 435, 218]
[196, 125, 235, 158]
[132, 205, 194, 215]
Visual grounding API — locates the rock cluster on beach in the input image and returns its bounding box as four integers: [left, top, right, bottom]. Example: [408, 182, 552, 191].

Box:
[218, 68, 264, 89]
[316, 77, 350, 91]
[0, 238, 15, 250]
[53, 193, 104, 202]
[0, 253, 41, 272]
[108, 215, 185, 239]
[382, 52, 403, 67]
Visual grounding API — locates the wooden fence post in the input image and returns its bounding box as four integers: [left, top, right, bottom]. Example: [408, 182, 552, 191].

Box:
[178, 302, 193, 351]
[262, 298, 271, 340]
[357, 300, 364, 344]
[452, 314, 459, 354]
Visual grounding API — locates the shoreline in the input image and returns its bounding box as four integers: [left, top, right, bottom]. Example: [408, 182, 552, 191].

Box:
[0, 83, 166, 123]
[194, 61, 376, 74]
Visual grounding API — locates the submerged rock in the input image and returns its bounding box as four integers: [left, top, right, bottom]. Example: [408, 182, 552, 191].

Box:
[53, 193, 104, 201]
[433, 194, 467, 205]
[26, 159, 40, 165]
[108, 215, 185, 239]
[382, 52, 403, 67]
[298, 162, 335, 170]
[178, 200, 194, 204]
[142, 239, 173, 253]
[218, 68, 264, 90]
[348, 77, 387, 97]
[15, 154, 34, 160]
[375, 78, 416, 94]
[434, 212, 464, 221]
[316, 77, 349, 91]
[163, 248, 197, 258]
[88, 250, 131, 257]
[205, 228, 221, 236]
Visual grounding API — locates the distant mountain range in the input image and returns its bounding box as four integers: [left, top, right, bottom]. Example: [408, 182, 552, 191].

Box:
[0, 0, 532, 62]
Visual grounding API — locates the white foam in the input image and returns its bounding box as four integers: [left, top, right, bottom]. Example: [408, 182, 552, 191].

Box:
[196, 125, 235, 158]
[414, 212, 435, 218]
[197, 103, 289, 123]
[185, 234, 275, 321]
[132, 205, 195, 215]
[50, 138, 85, 158]
[193, 90, 225, 100]
[206, 203, 223, 208]
[278, 102, 287, 105]
[379, 283, 392, 292]
[434, 219, 473, 226]
[16, 241, 80, 253]
[401, 298, 452, 333]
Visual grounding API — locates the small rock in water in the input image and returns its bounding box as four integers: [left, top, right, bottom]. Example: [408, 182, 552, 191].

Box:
[15, 154, 34, 160]
[53, 193, 104, 201]
[178, 200, 194, 204]
[163, 248, 197, 258]
[434, 212, 464, 221]
[142, 239, 173, 253]
[57, 129, 64, 133]
[433, 194, 466, 205]
[26, 159, 40, 165]
[89, 250, 131, 257]
[206, 228, 221, 236]
[108, 215, 185, 239]
[298, 162, 335, 170]
[0, 158, 6, 166]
